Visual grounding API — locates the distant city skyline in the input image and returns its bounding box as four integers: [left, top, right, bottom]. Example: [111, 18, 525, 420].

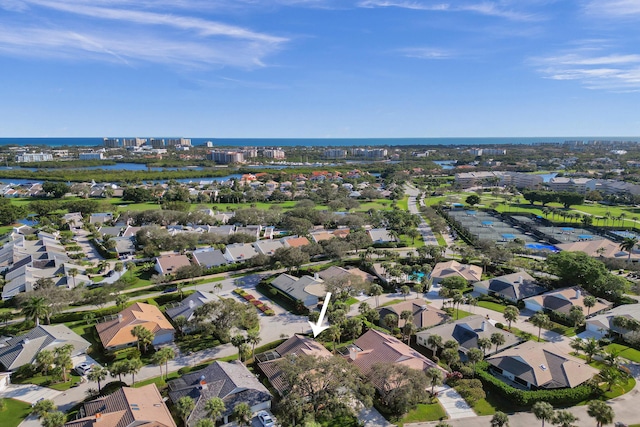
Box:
[0, 1, 639, 138]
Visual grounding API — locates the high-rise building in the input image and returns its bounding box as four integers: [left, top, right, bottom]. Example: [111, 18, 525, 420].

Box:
[103, 138, 120, 148]
[122, 138, 146, 148]
[207, 151, 245, 164]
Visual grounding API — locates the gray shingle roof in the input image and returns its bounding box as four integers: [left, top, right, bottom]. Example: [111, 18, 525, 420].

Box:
[0, 324, 90, 371]
[167, 361, 271, 426]
[165, 291, 216, 322]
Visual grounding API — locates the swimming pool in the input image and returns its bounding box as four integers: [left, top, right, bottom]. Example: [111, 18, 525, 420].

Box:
[525, 243, 560, 252]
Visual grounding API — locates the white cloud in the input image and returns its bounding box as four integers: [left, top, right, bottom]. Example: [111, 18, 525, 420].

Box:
[400, 47, 454, 59]
[357, 0, 540, 21]
[532, 47, 640, 91]
[0, 0, 288, 69]
[584, 0, 640, 18]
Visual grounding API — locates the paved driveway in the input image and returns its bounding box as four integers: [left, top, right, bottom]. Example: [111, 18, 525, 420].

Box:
[1, 383, 61, 404]
[434, 385, 476, 419]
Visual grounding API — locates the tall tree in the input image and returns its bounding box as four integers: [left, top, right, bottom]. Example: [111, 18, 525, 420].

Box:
[466, 348, 484, 377]
[53, 344, 73, 382]
[425, 367, 444, 395]
[20, 296, 49, 326]
[532, 401, 554, 427]
[176, 396, 195, 427]
[246, 329, 262, 360]
[369, 284, 383, 307]
[491, 411, 509, 427]
[35, 349, 54, 377]
[126, 358, 144, 386]
[491, 332, 506, 353]
[233, 402, 252, 427]
[478, 337, 492, 356]
[87, 366, 108, 393]
[587, 400, 615, 427]
[31, 399, 56, 418]
[583, 296, 597, 316]
[503, 306, 519, 330]
[204, 397, 226, 424]
[41, 412, 66, 427]
[552, 410, 579, 427]
[530, 312, 550, 341]
[427, 334, 443, 355]
[152, 347, 175, 380]
[619, 237, 638, 260]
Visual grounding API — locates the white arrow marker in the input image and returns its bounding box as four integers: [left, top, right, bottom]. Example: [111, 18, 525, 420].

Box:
[308, 292, 332, 337]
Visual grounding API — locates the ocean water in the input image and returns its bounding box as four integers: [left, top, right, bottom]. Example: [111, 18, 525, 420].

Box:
[1, 136, 639, 147]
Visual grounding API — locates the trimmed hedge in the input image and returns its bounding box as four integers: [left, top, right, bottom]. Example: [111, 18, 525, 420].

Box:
[475, 363, 597, 406]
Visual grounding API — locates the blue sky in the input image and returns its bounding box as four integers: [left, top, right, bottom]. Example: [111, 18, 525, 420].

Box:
[1, 0, 639, 138]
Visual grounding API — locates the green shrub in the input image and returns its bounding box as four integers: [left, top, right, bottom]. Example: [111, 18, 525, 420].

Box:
[475, 363, 596, 406]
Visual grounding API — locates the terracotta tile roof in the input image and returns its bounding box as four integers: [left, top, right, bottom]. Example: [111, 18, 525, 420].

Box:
[348, 329, 444, 376]
[556, 238, 640, 259]
[431, 260, 482, 282]
[379, 300, 449, 330]
[64, 384, 176, 427]
[283, 236, 310, 248]
[96, 302, 175, 349]
[257, 335, 332, 395]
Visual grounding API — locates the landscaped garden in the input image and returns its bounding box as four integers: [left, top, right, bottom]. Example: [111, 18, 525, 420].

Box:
[0, 398, 32, 427]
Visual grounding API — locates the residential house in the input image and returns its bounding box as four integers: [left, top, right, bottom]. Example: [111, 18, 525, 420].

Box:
[96, 302, 175, 351]
[207, 225, 236, 237]
[168, 361, 272, 426]
[114, 236, 136, 256]
[416, 315, 520, 357]
[344, 329, 444, 392]
[253, 239, 285, 256]
[585, 304, 640, 339]
[317, 265, 375, 284]
[154, 254, 191, 275]
[430, 261, 482, 285]
[165, 291, 216, 324]
[235, 225, 261, 240]
[257, 335, 333, 395]
[282, 236, 311, 249]
[523, 287, 612, 316]
[367, 228, 396, 243]
[224, 243, 259, 263]
[473, 272, 546, 303]
[555, 238, 640, 261]
[64, 384, 176, 427]
[486, 341, 598, 390]
[270, 273, 322, 308]
[192, 248, 228, 268]
[378, 300, 449, 330]
[89, 212, 114, 225]
[0, 325, 90, 371]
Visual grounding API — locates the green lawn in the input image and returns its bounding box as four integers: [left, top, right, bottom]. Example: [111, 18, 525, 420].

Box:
[380, 299, 405, 307]
[605, 343, 640, 363]
[0, 398, 32, 427]
[472, 398, 496, 416]
[448, 308, 474, 320]
[476, 301, 506, 313]
[601, 376, 636, 399]
[398, 402, 447, 426]
[548, 321, 577, 337]
[398, 196, 409, 212]
[13, 373, 82, 391]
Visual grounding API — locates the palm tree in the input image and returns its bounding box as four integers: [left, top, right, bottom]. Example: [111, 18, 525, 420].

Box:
[503, 306, 519, 330]
[530, 312, 550, 342]
[246, 329, 262, 360]
[583, 295, 597, 316]
[152, 347, 175, 380]
[467, 348, 483, 377]
[41, 411, 66, 427]
[68, 268, 78, 288]
[587, 400, 615, 427]
[599, 367, 623, 392]
[490, 332, 506, 353]
[619, 237, 638, 260]
[325, 325, 342, 353]
[87, 366, 107, 393]
[582, 337, 601, 363]
[532, 402, 555, 427]
[126, 358, 143, 386]
[427, 334, 443, 356]
[176, 396, 195, 427]
[401, 285, 411, 300]
[233, 402, 252, 427]
[491, 411, 509, 427]
[552, 410, 578, 427]
[425, 367, 443, 395]
[478, 337, 492, 356]
[204, 397, 226, 424]
[115, 293, 128, 310]
[21, 296, 49, 326]
[35, 349, 54, 377]
[369, 284, 383, 307]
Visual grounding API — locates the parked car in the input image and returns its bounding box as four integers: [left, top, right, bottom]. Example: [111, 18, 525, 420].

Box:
[162, 287, 177, 294]
[75, 363, 93, 376]
[257, 411, 275, 427]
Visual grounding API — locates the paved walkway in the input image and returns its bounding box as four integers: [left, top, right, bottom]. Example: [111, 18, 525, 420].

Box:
[405, 184, 439, 246]
[434, 385, 476, 419]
